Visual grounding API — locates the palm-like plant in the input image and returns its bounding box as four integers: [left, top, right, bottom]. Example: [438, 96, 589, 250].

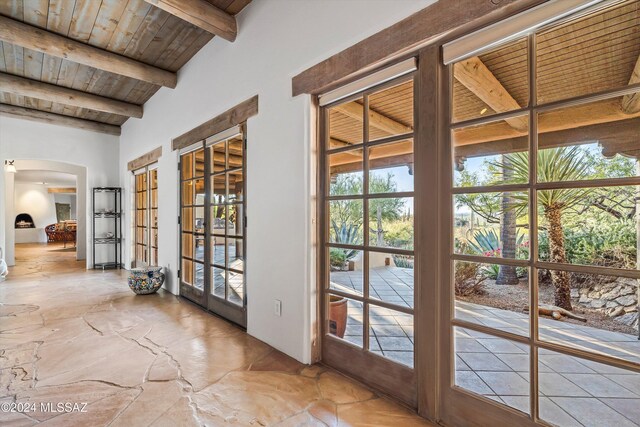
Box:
[494, 146, 591, 310]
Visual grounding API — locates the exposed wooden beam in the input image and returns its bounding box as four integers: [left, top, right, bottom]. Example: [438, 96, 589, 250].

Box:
[334, 101, 412, 135]
[454, 56, 527, 131]
[455, 118, 640, 159]
[0, 104, 121, 136]
[47, 187, 76, 194]
[172, 95, 258, 151]
[0, 16, 177, 89]
[621, 55, 640, 114]
[292, 0, 547, 96]
[453, 98, 640, 146]
[128, 147, 163, 171]
[143, 0, 237, 42]
[0, 73, 143, 118]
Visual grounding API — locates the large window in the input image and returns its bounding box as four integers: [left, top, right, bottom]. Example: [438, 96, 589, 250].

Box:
[449, 2, 640, 425]
[134, 166, 158, 267]
[322, 75, 416, 370]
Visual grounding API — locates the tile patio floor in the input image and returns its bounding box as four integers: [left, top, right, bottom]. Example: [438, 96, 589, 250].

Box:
[332, 266, 640, 426]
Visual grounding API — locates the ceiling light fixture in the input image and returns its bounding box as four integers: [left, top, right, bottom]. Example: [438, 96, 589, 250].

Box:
[4, 160, 17, 173]
[480, 108, 488, 115]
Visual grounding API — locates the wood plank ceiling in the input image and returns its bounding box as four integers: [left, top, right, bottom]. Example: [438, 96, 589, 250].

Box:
[0, 0, 251, 135]
[328, 0, 640, 168]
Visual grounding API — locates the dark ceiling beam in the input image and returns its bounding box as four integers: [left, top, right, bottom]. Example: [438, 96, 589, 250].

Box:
[455, 118, 640, 159]
[0, 73, 143, 118]
[0, 104, 121, 136]
[143, 0, 237, 42]
[0, 16, 177, 88]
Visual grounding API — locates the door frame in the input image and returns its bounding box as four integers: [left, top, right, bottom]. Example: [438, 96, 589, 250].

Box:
[311, 1, 639, 424]
[177, 125, 248, 328]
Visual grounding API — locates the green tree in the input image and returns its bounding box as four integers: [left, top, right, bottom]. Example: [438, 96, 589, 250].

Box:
[495, 147, 590, 310]
[330, 172, 405, 247]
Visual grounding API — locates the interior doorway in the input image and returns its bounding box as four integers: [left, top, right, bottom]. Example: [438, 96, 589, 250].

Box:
[3, 160, 87, 267]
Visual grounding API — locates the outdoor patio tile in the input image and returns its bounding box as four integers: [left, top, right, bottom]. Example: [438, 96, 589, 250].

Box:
[377, 336, 413, 352]
[455, 371, 493, 395]
[537, 372, 590, 397]
[345, 324, 363, 336]
[455, 338, 490, 353]
[383, 351, 413, 367]
[538, 397, 584, 427]
[579, 359, 634, 375]
[456, 355, 471, 371]
[564, 374, 638, 398]
[369, 315, 397, 325]
[538, 354, 596, 374]
[494, 353, 530, 372]
[600, 398, 640, 424]
[342, 335, 363, 347]
[458, 352, 511, 372]
[476, 371, 530, 396]
[394, 314, 414, 326]
[605, 374, 640, 396]
[368, 339, 381, 352]
[549, 397, 639, 427]
[476, 338, 527, 354]
[371, 324, 407, 337]
[499, 395, 530, 414]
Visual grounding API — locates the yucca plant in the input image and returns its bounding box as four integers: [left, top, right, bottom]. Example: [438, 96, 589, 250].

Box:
[494, 146, 591, 310]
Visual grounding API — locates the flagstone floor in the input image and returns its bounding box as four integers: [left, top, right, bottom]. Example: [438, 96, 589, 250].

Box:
[1, 243, 433, 427]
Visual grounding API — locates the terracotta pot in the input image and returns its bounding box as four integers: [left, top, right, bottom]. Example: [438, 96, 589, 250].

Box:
[329, 295, 348, 338]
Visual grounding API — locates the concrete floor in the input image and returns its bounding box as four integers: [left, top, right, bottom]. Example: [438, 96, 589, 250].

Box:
[1, 243, 433, 427]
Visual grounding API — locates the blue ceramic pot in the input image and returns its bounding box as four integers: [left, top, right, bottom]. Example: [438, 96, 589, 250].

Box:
[128, 266, 165, 295]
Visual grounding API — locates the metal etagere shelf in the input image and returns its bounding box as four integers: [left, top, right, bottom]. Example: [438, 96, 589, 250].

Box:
[92, 187, 122, 269]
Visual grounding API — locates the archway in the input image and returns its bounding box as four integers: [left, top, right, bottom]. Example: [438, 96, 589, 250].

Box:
[4, 159, 88, 267]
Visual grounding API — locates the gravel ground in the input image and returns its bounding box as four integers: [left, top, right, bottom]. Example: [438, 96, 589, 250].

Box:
[458, 279, 638, 336]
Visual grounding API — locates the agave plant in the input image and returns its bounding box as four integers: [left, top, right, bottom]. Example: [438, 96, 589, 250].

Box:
[330, 221, 361, 260]
[493, 146, 591, 310]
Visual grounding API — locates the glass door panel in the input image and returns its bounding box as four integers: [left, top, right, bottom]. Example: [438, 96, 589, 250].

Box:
[321, 76, 416, 405]
[205, 132, 247, 326]
[179, 128, 247, 326]
[134, 166, 158, 267]
[443, 3, 640, 425]
[180, 147, 207, 304]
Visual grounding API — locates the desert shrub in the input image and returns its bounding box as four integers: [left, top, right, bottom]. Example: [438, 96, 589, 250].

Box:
[392, 254, 414, 268]
[455, 262, 487, 296]
[383, 219, 414, 250]
[539, 219, 636, 269]
[329, 249, 347, 269]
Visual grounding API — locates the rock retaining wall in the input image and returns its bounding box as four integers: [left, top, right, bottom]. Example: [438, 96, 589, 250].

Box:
[576, 278, 639, 332]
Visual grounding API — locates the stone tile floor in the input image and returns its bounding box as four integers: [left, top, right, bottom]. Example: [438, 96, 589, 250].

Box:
[333, 267, 640, 426]
[1, 243, 433, 427]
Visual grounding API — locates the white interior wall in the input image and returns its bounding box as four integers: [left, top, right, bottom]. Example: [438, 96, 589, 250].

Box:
[119, 0, 432, 363]
[0, 117, 119, 267]
[15, 182, 57, 227]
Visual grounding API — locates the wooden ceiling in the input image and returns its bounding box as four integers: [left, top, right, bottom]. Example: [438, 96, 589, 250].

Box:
[0, 0, 251, 135]
[328, 0, 640, 170]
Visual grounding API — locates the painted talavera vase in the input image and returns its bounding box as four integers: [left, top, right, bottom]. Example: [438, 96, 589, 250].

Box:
[128, 266, 165, 295]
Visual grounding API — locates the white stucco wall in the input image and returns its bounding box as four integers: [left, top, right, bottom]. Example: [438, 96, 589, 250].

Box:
[0, 117, 119, 267]
[118, 0, 432, 363]
[14, 182, 58, 230]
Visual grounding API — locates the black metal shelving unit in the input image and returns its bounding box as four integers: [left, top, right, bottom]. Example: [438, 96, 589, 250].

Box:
[92, 187, 122, 269]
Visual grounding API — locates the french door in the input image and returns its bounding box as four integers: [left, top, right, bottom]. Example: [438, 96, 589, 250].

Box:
[133, 166, 158, 267]
[441, 1, 640, 426]
[179, 125, 247, 327]
[319, 71, 419, 405]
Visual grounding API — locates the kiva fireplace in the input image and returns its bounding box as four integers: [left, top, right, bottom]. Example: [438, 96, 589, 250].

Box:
[15, 213, 35, 229]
